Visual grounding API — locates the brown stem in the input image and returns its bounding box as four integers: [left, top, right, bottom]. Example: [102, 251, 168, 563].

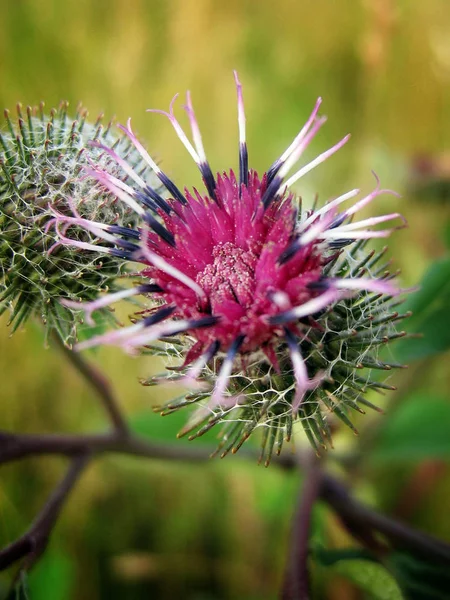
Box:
[0, 431, 231, 464]
[320, 473, 450, 563]
[52, 334, 128, 435]
[281, 453, 322, 600]
[0, 335, 129, 575]
[2, 429, 450, 570]
[0, 454, 89, 571]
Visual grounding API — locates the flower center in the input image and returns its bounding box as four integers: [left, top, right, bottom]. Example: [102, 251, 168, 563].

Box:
[196, 242, 257, 311]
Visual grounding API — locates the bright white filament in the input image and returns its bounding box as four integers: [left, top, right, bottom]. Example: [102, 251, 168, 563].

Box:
[140, 242, 206, 299]
[148, 95, 201, 167]
[184, 91, 208, 164]
[119, 119, 164, 177]
[234, 70, 246, 145]
[274, 97, 323, 168]
[282, 134, 351, 192]
[62, 287, 142, 326]
[89, 142, 147, 189]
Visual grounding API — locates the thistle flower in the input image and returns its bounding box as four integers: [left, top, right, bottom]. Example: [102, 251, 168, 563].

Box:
[54, 74, 409, 462]
[0, 102, 159, 343]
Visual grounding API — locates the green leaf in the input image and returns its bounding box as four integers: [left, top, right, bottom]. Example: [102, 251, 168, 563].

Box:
[387, 552, 450, 600]
[314, 546, 450, 600]
[402, 257, 450, 316]
[334, 559, 404, 600]
[370, 395, 450, 464]
[314, 546, 376, 566]
[27, 549, 75, 600]
[313, 547, 403, 600]
[395, 257, 450, 361]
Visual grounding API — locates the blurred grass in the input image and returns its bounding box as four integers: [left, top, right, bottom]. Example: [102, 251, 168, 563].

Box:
[1, 0, 450, 598]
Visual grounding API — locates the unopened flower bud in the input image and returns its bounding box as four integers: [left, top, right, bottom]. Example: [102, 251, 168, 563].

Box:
[0, 102, 160, 343]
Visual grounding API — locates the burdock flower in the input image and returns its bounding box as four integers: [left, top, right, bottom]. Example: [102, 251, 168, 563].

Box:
[54, 73, 408, 462]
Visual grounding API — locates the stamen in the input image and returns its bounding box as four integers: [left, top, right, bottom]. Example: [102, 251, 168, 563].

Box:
[334, 213, 406, 232]
[75, 306, 175, 351]
[268, 290, 291, 309]
[85, 167, 146, 216]
[301, 189, 360, 229]
[142, 213, 176, 247]
[342, 174, 401, 220]
[139, 283, 164, 294]
[75, 319, 148, 351]
[142, 305, 177, 326]
[87, 159, 169, 218]
[49, 212, 127, 246]
[140, 241, 206, 299]
[267, 96, 322, 182]
[133, 190, 158, 212]
[89, 141, 147, 188]
[328, 239, 354, 249]
[148, 95, 201, 165]
[269, 289, 340, 325]
[276, 117, 329, 181]
[184, 92, 207, 163]
[61, 285, 161, 326]
[234, 71, 248, 189]
[332, 278, 400, 296]
[80, 202, 168, 253]
[110, 248, 135, 260]
[122, 316, 220, 350]
[184, 92, 217, 200]
[284, 328, 309, 413]
[262, 117, 327, 210]
[211, 334, 245, 404]
[142, 186, 173, 215]
[118, 119, 187, 204]
[84, 171, 175, 246]
[185, 339, 221, 383]
[279, 208, 337, 264]
[320, 229, 393, 240]
[107, 225, 141, 240]
[75, 305, 176, 351]
[52, 233, 132, 260]
[282, 134, 351, 192]
[84, 156, 143, 201]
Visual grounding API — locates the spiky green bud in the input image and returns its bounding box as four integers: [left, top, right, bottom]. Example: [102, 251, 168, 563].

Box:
[0, 102, 158, 343]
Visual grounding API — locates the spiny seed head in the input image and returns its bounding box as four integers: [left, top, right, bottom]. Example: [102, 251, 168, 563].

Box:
[57, 75, 410, 462]
[0, 102, 160, 343]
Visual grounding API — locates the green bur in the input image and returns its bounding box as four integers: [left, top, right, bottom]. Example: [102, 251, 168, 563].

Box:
[0, 102, 158, 344]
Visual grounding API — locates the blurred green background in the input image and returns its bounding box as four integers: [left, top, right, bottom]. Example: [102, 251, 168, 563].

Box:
[1, 0, 450, 598]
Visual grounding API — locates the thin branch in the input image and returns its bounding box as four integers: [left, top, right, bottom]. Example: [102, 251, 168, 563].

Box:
[320, 473, 450, 563]
[2, 428, 450, 568]
[281, 453, 322, 600]
[0, 335, 129, 576]
[0, 431, 227, 465]
[0, 455, 89, 571]
[52, 334, 128, 435]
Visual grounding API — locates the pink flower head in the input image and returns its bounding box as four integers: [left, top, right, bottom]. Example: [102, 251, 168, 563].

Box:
[56, 73, 408, 463]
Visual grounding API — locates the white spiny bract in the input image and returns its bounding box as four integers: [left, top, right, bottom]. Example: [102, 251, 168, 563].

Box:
[0, 103, 161, 343]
